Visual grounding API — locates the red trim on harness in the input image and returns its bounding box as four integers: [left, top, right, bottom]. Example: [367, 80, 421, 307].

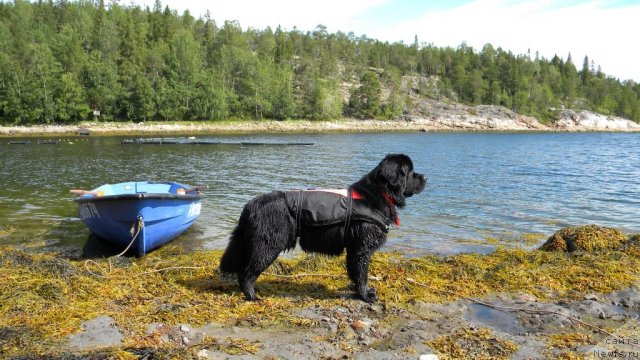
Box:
[351, 189, 364, 200]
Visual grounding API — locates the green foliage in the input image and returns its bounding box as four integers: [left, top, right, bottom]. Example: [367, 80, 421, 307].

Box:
[348, 71, 382, 119]
[0, 1, 638, 124]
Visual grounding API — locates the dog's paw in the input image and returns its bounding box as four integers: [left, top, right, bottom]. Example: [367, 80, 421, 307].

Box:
[243, 291, 259, 301]
[357, 287, 378, 303]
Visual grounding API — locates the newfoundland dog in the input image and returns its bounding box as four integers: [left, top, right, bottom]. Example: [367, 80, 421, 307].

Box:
[219, 154, 426, 303]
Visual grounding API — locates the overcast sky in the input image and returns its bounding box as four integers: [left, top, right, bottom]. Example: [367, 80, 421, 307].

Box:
[131, 0, 640, 82]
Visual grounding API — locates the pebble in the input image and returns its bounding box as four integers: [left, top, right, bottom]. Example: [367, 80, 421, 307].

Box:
[182, 336, 190, 345]
[350, 319, 373, 333]
[180, 325, 190, 332]
[599, 311, 607, 319]
[584, 294, 599, 302]
[420, 355, 439, 360]
[197, 349, 209, 358]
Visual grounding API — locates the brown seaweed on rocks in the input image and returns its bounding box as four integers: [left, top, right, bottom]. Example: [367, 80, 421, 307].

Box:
[539, 224, 629, 252]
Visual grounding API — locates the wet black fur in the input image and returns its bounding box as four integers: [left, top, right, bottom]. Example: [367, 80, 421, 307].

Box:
[219, 154, 426, 303]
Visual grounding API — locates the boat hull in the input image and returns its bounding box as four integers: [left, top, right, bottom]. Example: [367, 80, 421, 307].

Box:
[75, 182, 202, 256]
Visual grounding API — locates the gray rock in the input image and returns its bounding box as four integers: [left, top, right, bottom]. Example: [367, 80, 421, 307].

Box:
[68, 316, 123, 349]
[584, 294, 599, 301]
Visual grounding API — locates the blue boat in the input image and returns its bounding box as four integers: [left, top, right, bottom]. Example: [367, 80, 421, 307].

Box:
[73, 181, 203, 256]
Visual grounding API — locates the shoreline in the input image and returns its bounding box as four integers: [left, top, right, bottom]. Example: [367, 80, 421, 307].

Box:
[2, 118, 640, 137]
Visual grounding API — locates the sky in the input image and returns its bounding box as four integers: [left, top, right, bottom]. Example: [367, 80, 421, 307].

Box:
[131, 0, 640, 82]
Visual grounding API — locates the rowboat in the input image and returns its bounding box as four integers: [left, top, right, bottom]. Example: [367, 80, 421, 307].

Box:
[73, 181, 203, 256]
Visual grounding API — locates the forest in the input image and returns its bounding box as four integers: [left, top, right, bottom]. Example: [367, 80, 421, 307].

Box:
[1, 0, 639, 124]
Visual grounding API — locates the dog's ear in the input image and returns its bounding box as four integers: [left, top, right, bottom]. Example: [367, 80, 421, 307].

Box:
[375, 154, 412, 208]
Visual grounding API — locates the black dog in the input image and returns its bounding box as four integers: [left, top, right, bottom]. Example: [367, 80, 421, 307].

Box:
[219, 154, 426, 303]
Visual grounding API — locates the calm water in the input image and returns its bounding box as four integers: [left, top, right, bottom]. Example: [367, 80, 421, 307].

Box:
[1, 132, 638, 255]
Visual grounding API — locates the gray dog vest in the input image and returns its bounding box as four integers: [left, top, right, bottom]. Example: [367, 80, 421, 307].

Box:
[284, 189, 394, 241]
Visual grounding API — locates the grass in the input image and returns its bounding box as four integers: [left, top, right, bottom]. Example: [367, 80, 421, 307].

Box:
[1, 230, 639, 358]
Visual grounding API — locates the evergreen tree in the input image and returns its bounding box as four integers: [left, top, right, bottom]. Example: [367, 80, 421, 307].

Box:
[0, 0, 638, 124]
[349, 71, 382, 119]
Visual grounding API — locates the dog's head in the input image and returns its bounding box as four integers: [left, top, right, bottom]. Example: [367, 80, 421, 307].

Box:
[372, 154, 426, 208]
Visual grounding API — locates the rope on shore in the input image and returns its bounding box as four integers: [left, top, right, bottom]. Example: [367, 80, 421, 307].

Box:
[264, 272, 382, 281]
[406, 277, 640, 349]
[140, 266, 204, 275]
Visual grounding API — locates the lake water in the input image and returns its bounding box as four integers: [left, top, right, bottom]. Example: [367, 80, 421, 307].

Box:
[1, 132, 638, 255]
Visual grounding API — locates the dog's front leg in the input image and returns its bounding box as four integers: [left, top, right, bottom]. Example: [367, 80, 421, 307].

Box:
[346, 246, 378, 303]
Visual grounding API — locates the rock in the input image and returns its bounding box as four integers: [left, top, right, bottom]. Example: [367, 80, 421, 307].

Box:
[76, 127, 91, 136]
[539, 225, 627, 252]
[351, 319, 373, 333]
[599, 311, 607, 319]
[420, 355, 439, 360]
[515, 293, 538, 303]
[584, 294, 599, 302]
[68, 316, 123, 349]
[182, 336, 190, 345]
[180, 325, 190, 332]
[552, 110, 640, 131]
[197, 349, 209, 358]
[146, 323, 164, 334]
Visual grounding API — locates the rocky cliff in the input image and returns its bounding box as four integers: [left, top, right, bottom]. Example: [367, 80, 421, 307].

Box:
[551, 109, 640, 131]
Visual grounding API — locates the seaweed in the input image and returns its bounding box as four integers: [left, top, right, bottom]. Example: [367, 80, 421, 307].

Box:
[539, 225, 628, 252]
[427, 327, 519, 359]
[547, 332, 597, 351]
[1, 227, 639, 358]
[0, 225, 16, 237]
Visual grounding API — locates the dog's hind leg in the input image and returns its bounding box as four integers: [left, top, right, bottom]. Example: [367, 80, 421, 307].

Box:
[238, 238, 287, 301]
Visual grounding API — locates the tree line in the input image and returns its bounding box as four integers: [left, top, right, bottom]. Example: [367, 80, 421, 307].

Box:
[1, 0, 638, 124]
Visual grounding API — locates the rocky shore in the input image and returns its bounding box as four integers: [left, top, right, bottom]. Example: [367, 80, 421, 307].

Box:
[1, 225, 639, 359]
[1, 106, 639, 136]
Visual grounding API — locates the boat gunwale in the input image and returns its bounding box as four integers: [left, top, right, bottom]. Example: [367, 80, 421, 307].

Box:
[74, 193, 202, 203]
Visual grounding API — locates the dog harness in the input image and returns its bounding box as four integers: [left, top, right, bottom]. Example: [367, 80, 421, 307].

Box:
[284, 189, 398, 241]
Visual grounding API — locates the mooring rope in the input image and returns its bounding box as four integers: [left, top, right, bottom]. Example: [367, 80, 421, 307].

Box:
[84, 218, 204, 277]
[264, 272, 381, 281]
[84, 218, 143, 277]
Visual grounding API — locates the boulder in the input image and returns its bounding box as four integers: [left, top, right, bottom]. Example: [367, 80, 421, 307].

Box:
[539, 225, 627, 252]
[76, 127, 91, 136]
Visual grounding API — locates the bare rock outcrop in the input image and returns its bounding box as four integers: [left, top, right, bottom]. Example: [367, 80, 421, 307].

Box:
[552, 110, 640, 131]
[406, 99, 548, 130]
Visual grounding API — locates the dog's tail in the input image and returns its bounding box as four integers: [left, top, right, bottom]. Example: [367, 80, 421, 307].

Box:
[219, 206, 251, 274]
